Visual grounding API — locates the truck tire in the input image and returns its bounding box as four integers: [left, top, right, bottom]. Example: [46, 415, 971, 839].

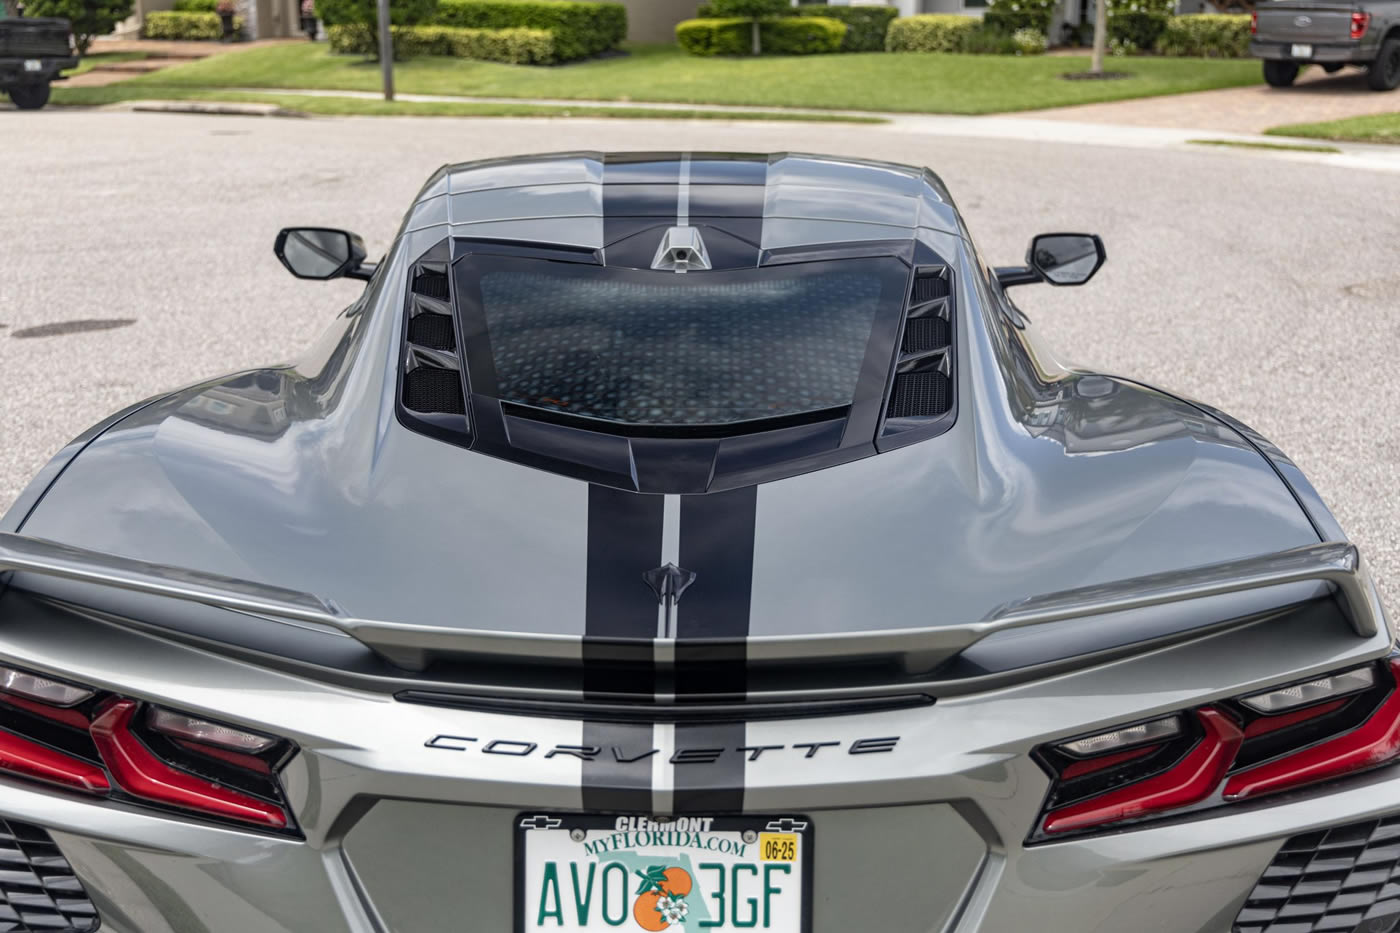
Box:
[7, 82, 52, 110]
[1368, 37, 1400, 90]
[1264, 60, 1300, 87]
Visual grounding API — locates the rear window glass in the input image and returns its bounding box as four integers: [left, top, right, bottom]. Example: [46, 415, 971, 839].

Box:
[457, 256, 909, 427]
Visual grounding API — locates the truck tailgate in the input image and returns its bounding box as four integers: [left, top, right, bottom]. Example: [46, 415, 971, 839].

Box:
[1255, 1, 1356, 41]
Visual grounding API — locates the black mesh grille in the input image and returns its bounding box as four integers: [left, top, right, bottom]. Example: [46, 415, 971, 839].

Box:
[886, 371, 950, 419]
[911, 274, 949, 305]
[1235, 816, 1400, 933]
[412, 271, 450, 301]
[407, 313, 455, 351]
[901, 316, 950, 354]
[404, 366, 465, 414]
[0, 819, 99, 932]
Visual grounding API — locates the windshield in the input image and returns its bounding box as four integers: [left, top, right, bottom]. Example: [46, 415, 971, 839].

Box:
[454, 255, 910, 427]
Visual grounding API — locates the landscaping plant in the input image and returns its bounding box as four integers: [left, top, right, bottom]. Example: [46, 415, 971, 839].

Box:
[884, 14, 980, 52]
[328, 22, 556, 60]
[23, 0, 134, 52]
[1154, 13, 1250, 56]
[1010, 26, 1046, 53]
[983, 0, 1055, 37]
[676, 15, 843, 56]
[708, 0, 787, 54]
[429, 0, 624, 59]
[142, 10, 243, 38]
[316, 0, 439, 56]
[695, 2, 895, 51]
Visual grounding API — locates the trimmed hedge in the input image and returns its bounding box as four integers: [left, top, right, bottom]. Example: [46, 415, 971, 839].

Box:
[793, 4, 896, 52]
[676, 14, 844, 55]
[707, 0, 784, 16]
[142, 10, 243, 37]
[316, 0, 437, 30]
[1155, 13, 1250, 56]
[1110, 11, 1167, 49]
[429, 0, 625, 60]
[172, 0, 217, 11]
[983, 0, 1054, 35]
[885, 14, 979, 52]
[696, 3, 896, 52]
[327, 22, 556, 60]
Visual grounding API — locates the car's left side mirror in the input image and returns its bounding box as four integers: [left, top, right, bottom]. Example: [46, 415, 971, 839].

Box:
[274, 227, 375, 281]
[996, 233, 1106, 288]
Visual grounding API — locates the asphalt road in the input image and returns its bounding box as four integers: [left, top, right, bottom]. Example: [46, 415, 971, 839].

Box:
[1, 111, 1397, 613]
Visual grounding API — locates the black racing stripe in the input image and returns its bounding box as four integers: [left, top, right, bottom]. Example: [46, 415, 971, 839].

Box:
[581, 721, 656, 813]
[584, 484, 663, 696]
[603, 157, 680, 264]
[672, 485, 758, 814]
[583, 484, 663, 813]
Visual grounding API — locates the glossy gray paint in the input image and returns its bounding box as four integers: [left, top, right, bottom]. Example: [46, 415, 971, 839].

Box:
[8, 152, 1324, 640]
[0, 151, 1392, 933]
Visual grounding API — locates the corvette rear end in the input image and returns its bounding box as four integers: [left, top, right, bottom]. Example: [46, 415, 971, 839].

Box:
[0, 152, 1393, 933]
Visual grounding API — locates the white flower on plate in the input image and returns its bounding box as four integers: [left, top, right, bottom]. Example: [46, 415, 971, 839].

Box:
[656, 894, 689, 925]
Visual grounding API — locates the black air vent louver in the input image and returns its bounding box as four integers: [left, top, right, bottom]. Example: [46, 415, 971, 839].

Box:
[883, 264, 954, 432]
[0, 819, 99, 932]
[400, 247, 466, 417]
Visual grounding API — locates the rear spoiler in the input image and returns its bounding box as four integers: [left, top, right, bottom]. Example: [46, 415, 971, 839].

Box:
[0, 532, 1386, 674]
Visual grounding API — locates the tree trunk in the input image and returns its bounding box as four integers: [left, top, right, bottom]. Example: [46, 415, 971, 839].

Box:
[1, 0, 20, 17]
[751, 19, 760, 55]
[1090, 0, 1108, 73]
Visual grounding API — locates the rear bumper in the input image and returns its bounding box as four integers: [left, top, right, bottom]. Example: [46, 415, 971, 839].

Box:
[1251, 39, 1372, 62]
[7, 763, 1400, 932]
[0, 56, 78, 84]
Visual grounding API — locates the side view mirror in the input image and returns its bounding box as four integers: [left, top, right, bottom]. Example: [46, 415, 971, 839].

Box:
[274, 227, 375, 281]
[995, 233, 1106, 289]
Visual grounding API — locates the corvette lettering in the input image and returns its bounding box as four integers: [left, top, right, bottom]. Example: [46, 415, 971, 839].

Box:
[424, 735, 900, 762]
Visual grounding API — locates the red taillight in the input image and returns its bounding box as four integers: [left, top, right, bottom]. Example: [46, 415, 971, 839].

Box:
[90, 700, 288, 829]
[1034, 659, 1400, 840]
[1044, 710, 1241, 835]
[0, 664, 294, 832]
[1251, 10, 1258, 34]
[1351, 11, 1370, 38]
[0, 730, 110, 794]
[1226, 661, 1400, 800]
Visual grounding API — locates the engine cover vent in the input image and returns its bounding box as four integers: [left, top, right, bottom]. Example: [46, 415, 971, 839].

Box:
[881, 264, 955, 443]
[397, 242, 473, 445]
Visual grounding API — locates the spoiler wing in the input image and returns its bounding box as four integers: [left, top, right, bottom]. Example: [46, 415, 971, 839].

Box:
[0, 532, 1385, 674]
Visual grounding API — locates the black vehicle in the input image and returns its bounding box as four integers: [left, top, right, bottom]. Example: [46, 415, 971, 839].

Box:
[0, 13, 77, 110]
[1250, 0, 1400, 90]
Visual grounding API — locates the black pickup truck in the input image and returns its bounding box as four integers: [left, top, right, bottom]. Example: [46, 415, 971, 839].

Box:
[1251, 0, 1400, 90]
[0, 14, 78, 110]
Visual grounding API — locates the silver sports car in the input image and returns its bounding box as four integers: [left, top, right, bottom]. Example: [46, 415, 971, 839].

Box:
[0, 151, 1392, 933]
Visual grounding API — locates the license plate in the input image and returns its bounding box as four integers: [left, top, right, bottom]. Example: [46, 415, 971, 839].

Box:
[22, 59, 41, 72]
[1291, 43, 1313, 58]
[516, 814, 812, 932]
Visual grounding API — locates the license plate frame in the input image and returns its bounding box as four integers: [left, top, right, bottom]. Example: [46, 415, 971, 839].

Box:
[1291, 43, 1314, 58]
[22, 59, 42, 72]
[514, 813, 814, 933]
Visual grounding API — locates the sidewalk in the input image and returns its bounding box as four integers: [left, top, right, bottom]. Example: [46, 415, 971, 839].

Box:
[1026, 66, 1400, 133]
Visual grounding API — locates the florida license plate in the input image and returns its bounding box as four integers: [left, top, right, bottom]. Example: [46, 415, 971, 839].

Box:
[1291, 43, 1313, 58]
[516, 814, 812, 932]
[22, 59, 42, 72]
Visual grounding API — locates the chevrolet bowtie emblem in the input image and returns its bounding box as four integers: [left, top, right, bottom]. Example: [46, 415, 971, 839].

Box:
[643, 563, 697, 605]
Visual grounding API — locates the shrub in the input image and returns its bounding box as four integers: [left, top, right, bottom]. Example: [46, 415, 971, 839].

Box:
[142, 9, 242, 37]
[960, 23, 1016, 52]
[172, 0, 216, 11]
[24, 0, 134, 51]
[429, 0, 624, 60]
[1010, 25, 1045, 53]
[1108, 11, 1166, 49]
[793, 3, 895, 51]
[762, 14, 843, 53]
[707, 0, 784, 16]
[327, 22, 556, 60]
[316, 0, 439, 50]
[1155, 12, 1251, 57]
[885, 14, 979, 52]
[676, 14, 843, 55]
[983, 0, 1055, 36]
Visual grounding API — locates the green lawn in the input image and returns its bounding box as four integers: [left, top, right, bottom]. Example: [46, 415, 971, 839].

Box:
[48, 84, 883, 121]
[1266, 112, 1400, 144]
[90, 42, 1264, 114]
[1188, 138, 1341, 154]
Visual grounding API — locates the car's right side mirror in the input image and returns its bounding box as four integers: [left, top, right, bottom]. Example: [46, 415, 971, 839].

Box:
[274, 227, 374, 281]
[996, 232, 1106, 288]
